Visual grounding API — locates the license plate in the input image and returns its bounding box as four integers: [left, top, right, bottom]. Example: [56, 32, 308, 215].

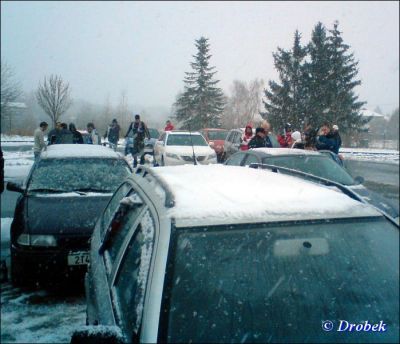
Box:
[68, 251, 90, 266]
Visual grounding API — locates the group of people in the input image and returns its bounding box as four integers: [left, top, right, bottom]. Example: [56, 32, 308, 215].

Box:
[238, 120, 342, 155]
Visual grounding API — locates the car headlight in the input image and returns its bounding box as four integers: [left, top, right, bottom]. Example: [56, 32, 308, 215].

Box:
[17, 234, 57, 247]
[166, 153, 179, 159]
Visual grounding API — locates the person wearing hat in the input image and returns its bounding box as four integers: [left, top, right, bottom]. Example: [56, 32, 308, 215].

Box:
[104, 118, 121, 151]
[125, 114, 150, 167]
[330, 124, 342, 154]
[248, 127, 273, 149]
[240, 124, 254, 151]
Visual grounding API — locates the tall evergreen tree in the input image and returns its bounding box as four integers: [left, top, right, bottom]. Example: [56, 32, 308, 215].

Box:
[326, 21, 366, 131]
[263, 30, 308, 131]
[303, 22, 332, 128]
[174, 37, 225, 130]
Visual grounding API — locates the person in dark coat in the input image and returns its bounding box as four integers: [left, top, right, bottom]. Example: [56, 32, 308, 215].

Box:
[47, 122, 62, 145]
[58, 123, 74, 144]
[69, 123, 84, 144]
[104, 119, 121, 151]
[316, 123, 337, 152]
[249, 128, 268, 149]
[329, 124, 342, 154]
[125, 114, 150, 167]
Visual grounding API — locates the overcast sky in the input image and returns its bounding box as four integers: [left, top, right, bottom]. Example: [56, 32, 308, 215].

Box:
[1, 1, 399, 114]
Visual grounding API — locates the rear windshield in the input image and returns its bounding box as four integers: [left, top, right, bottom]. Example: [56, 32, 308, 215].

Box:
[28, 158, 131, 193]
[160, 217, 399, 343]
[261, 155, 355, 185]
[148, 128, 160, 139]
[207, 131, 229, 140]
[166, 134, 208, 146]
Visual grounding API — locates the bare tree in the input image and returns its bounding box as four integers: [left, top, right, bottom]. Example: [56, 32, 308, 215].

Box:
[222, 79, 264, 129]
[36, 75, 72, 128]
[1, 61, 22, 133]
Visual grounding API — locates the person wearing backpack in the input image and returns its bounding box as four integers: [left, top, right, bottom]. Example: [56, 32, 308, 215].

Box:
[86, 122, 101, 145]
[124, 114, 150, 167]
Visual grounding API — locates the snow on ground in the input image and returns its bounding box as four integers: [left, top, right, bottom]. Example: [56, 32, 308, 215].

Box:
[1, 134, 35, 142]
[1, 218, 12, 243]
[340, 147, 399, 165]
[1, 284, 86, 343]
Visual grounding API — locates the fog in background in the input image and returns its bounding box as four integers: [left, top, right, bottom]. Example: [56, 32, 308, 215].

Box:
[1, 1, 399, 128]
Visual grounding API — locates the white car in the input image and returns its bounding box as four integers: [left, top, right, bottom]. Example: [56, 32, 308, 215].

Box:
[76, 165, 399, 343]
[153, 131, 217, 166]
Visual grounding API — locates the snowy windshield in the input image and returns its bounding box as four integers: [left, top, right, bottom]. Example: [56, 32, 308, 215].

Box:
[262, 155, 355, 185]
[160, 218, 399, 343]
[28, 158, 131, 193]
[166, 134, 208, 146]
[207, 131, 229, 140]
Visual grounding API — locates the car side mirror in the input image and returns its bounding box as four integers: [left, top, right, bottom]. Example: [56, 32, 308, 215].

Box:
[70, 326, 125, 344]
[354, 176, 364, 185]
[7, 181, 24, 193]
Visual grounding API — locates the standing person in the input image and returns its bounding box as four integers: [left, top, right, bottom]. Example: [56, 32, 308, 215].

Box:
[248, 128, 267, 149]
[240, 124, 253, 151]
[330, 124, 342, 154]
[47, 122, 61, 145]
[69, 123, 84, 144]
[33, 121, 48, 161]
[104, 119, 121, 151]
[164, 120, 175, 131]
[59, 123, 74, 144]
[125, 114, 150, 167]
[277, 123, 293, 148]
[0, 148, 4, 194]
[316, 122, 336, 152]
[86, 123, 101, 145]
[291, 130, 304, 149]
[303, 126, 317, 150]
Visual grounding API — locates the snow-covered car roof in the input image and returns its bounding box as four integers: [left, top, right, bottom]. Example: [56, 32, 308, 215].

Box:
[165, 131, 202, 135]
[147, 165, 380, 227]
[250, 147, 322, 156]
[40, 144, 122, 159]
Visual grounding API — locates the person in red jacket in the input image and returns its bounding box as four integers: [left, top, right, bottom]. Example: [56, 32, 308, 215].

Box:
[165, 120, 175, 131]
[277, 123, 293, 148]
[240, 124, 254, 151]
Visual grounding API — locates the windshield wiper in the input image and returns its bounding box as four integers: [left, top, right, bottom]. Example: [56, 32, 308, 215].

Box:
[73, 188, 112, 193]
[28, 188, 70, 193]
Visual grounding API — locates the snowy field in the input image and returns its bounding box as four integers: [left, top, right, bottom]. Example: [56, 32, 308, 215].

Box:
[340, 147, 399, 164]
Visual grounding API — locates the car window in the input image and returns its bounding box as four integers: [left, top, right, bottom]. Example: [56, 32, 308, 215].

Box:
[101, 182, 133, 236]
[243, 154, 259, 166]
[159, 217, 399, 343]
[208, 131, 229, 140]
[261, 155, 355, 185]
[159, 133, 166, 142]
[233, 132, 242, 144]
[104, 192, 146, 265]
[166, 134, 208, 146]
[112, 209, 155, 338]
[148, 128, 159, 139]
[28, 158, 131, 193]
[225, 152, 246, 166]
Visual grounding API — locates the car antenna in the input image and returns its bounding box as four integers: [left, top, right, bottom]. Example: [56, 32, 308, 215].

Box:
[187, 120, 197, 166]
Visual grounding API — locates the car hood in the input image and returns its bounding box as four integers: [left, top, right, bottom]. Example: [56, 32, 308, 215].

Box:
[166, 145, 215, 156]
[348, 185, 399, 219]
[25, 193, 112, 235]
